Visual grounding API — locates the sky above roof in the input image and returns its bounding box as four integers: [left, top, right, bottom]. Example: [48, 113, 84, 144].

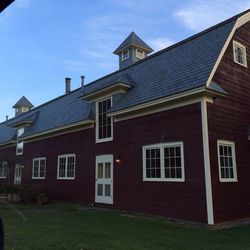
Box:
[0, 0, 249, 122]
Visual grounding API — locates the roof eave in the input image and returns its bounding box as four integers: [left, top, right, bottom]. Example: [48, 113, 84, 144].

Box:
[108, 87, 225, 118]
[80, 83, 133, 102]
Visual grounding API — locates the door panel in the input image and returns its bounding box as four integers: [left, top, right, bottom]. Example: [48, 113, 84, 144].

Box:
[95, 155, 113, 204]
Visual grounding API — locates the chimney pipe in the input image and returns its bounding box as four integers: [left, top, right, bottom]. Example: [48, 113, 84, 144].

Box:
[81, 75, 85, 89]
[65, 77, 71, 94]
[6, 115, 8, 121]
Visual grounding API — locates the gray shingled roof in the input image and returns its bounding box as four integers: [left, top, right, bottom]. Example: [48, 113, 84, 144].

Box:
[113, 31, 153, 54]
[12, 96, 34, 108]
[0, 9, 247, 145]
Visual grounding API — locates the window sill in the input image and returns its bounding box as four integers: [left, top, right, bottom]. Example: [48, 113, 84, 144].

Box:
[233, 60, 248, 68]
[96, 137, 113, 144]
[0, 177, 7, 179]
[57, 177, 75, 180]
[32, 177, 46, 180]
[219, 178, 238, 183]
[143, 178, 185, 182]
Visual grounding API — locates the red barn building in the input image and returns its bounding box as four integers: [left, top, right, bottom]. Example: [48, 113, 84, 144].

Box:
[0, 9, 250, 225]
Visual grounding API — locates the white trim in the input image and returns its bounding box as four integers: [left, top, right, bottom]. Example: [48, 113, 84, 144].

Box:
[16, 127, 24, 155]
[22, 119, 94, 141]
[233, 40, 248, 68]
[32, 157, 46, 179]
[206, 11, 250, 86]
[142, 142, 185, 182]
[95, 154, 113, 204]
[201, 98, 214, 225]
[121, 50, 129, 61]
[217, 140, 238, 182]
[57, 154, 76, 180]
[114, 97, 210, 122]
[96, 96, 113, 143]
[109, 87, 220, 118]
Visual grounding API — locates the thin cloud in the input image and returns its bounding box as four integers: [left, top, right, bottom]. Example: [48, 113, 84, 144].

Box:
[174, 0, 250, 31]
[148, 37, 175, 52]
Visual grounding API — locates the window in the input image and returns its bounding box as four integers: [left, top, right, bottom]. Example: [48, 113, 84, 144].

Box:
[217, 140, 237, 182]
[32, 158, 46, 179]
[57, 154, 75, 180]
[143, 142, 184, 182]
[16, 127, 24, 155]
[96, 97, 113, 142]
[0, 161, 7, 179]
[121, 50, 129, 61]
[233, 41, 247, 67]
[136, 49, 145, 59]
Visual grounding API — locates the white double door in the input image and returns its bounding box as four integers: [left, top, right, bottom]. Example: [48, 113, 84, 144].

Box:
[14, 164, 22, 185]
[95, 155, 113, 204]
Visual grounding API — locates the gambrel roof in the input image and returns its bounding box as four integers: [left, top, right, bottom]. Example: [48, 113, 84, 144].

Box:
[0, 9, 249, 145]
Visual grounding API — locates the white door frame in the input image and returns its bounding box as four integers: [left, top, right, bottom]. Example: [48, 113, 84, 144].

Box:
[14, 164, 22, 185]
[95, 154, 113, 204]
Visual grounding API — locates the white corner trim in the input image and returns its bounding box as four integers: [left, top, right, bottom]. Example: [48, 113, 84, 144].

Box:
[201, 97, 214, 225]
[205, 11, 250, 86]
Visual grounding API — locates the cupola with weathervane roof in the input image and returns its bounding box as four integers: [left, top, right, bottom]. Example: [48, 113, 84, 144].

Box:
[113, 31, 153, 70]
[12, 96, 34, 117]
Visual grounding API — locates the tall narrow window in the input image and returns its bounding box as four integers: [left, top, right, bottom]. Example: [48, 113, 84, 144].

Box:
[57, 154, 75, 180]
[143, 142, 184, 182]
[233, 41, 247, 67]
[16, 127, 24, 155]
[96, 97, 113, 142]
[32, 158, 46, 179]
[0, 161, 7, 179]
[217, 140, 237, 182]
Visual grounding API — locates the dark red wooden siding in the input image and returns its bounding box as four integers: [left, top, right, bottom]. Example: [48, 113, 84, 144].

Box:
[208, 21, 250, 223]
[0, 103, 207, 223]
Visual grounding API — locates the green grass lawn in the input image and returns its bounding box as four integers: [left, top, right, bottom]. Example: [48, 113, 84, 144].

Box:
[0, 202, 250, 250]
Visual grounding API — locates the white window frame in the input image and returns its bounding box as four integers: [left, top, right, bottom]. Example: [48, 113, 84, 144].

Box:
[96, 96, 113, 143]
[121, 50, 129, 61]
[136, 49, 145, 59]
[143, 142, 185, 182]
[233, 41, 248, 68]
[217, 140, 237, 182]
[0, 161, 8, 179]
[16, 127, 24, 155]
[57, 154, 76, 180]
[32, 157, 46, 179]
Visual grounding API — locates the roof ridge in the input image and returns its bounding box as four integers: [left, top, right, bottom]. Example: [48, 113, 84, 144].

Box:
[84, 9, 249, 89]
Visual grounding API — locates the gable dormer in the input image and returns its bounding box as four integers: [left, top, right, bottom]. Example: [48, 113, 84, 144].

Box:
[12, 96, 34, 117]
[113, 32, 153, 70]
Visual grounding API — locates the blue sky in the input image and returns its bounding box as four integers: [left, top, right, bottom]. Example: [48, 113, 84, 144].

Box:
[0, 0, 249, 122]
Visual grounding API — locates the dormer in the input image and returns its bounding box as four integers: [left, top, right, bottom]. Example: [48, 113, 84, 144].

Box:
[113, 32, 153, 70]
[12, 96, 34, 117]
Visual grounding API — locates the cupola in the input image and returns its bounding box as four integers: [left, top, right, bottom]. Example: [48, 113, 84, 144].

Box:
[12, 96, 34, 117]
[113, 32, 153, 70]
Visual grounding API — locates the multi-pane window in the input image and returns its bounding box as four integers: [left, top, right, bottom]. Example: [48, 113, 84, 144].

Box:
[121, 50, 129, 61]
[57, 154, 75, 179]
[233, 41, 247, 67]
[96, 97, 113, 142]
[16, 127, 24, 155]
[217, 140, 237, 182]
[32, 158, 46, 179]
[143, 142, 184, 181]
[0, 161, 7, 179]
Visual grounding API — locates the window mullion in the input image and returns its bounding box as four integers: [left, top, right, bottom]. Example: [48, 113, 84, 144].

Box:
[160, 146, 164, 180]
